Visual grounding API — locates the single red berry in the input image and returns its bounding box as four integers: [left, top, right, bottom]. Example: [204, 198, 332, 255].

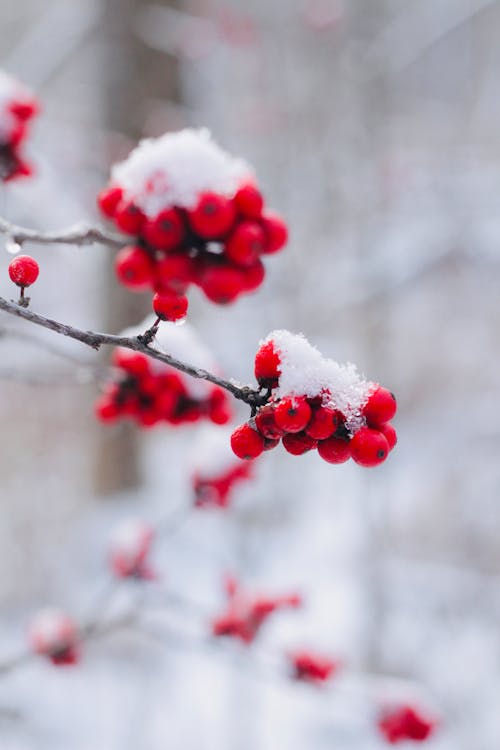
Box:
[363, 386, 397, 426]
[230, 423, 265, 460]
[379, 422, 397, 451]
[154, 251, 195, 295]
[115, 246, 154, 290]
[241, 259, 265, 292]
[95, 397, 120, 423]
[317, 436, 351, 464]
[350, 427, 389, 467]
[142, 208, 185, 251]
[275, 396, 312, 433]
[97, 185, 123, 218]
[255, 404, 285, 440]
[199, 263, 245, 304]
[254, 340, 280, 386]
[233, 182, 264, 219]
[306, 405, 340, 440]
[114, 200, 145, 235]
[188, 192, 236, 239]
[261, 211, 288, 254]
[152, 292, 188, 322]
[225, 221, 266, 267]
[282, 431, 317, 455]
[8, 255, 39, 287]
[9, 97, 39, 121]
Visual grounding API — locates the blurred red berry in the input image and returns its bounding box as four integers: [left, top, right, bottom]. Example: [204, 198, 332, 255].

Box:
[233, 182, 264, 219]
[142, 207, 185, 251]
[115, 246, 154, 290]
[261, 211, 288, 253]
[225, 221, 266, 266]
[114, 200, 145, 235]
[317, 436, 351, 464]
[97, 185, 123, 218]
[188, 191, 236, 239]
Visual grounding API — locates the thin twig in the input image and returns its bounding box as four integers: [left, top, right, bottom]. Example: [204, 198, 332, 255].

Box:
[0, 296, 269, 408]
[0, 217, 126, 249]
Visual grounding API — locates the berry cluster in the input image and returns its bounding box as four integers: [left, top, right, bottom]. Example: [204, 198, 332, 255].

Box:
[0, 71, 38, 182]
[109, 518, 155, 580]
[191, 426, 255, 509]
[378, 704, 436, 744]
[231, 331, 397, 467]
[29, 609, 80, 666]
[289, 650, 340, 685]
[97, 129, 287, 318]
[212, 576, 302, 644]
[95, 319, 232, 428]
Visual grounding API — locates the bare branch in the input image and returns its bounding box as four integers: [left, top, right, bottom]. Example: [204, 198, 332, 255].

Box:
[0, 296, 268, 408]
[0, 217, 126, 249]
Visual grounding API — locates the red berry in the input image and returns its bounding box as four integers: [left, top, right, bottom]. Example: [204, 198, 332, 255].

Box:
[95, 397, 119, 423]
[282, 432, 317, 455]
[112, 349, 150, 377]
[306, 405, 340, 440]
[225, 221, 266, 267]
[97, 186, 123, 218]
[114, 200, 145, 235]
[254, 340, 280, 386]
[9, 98, 39, 121]
[233, 182, 264, 219]
[274, 396, 311, 433]
[115, 246, 154, 290]
[8, 255, 39, 287]
[379, 422, 397, 451]
[363, 386, 397, 426]
[350, 427, 389, 467]
[154, 252, 195, 295]
[188, 192, 236, 239]
[230, 423, 265, 460]
[142, 208, 185, 251]
[242, 259, 265, 292]
[199, 263, 245, 304]
[152, 292, 188, 322]
[317, 436, 351, 464]
[261, 211, 288, 254]
[255, 404, 284, 440]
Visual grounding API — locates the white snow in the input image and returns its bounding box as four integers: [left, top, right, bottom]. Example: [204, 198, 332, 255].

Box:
[120, 316, 222, 399]
[111, 128, 254, 217]
[109, 518, 153, 561]
[190, 425, 242, 479]
[0, 71, 25, 141]
[262, 330, 375, 434]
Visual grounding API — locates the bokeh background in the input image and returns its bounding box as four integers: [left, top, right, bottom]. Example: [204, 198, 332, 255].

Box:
[1, 0, 500, 748]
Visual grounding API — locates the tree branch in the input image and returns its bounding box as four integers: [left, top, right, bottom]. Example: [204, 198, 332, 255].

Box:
[0, 217, 126, 249]
[0, 296, 268, 409]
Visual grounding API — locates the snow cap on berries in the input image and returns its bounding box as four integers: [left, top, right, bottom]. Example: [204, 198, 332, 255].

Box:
[109, 517, 154, 578]
[111, 128, 254, 217]
[29, 608, 77, 656]
[260, 330, 374, 434]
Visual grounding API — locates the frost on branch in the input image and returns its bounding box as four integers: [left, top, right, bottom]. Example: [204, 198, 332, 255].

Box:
[0, 70, 38, 182]
[95, 317, 232, 427]
[98, 128, 288, 315]
[190, 425, 255, 508]
[28, 609, 80, 666]
[231, 330, 397, 466]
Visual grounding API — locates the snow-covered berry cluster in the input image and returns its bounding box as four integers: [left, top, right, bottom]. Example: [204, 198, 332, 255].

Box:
[289, 650, 340, 685]
[29, 609, 80, 666]
[0, 71, 38, 182]
[231, 330, 397, 466]
[109, 518, 155, 580]
[190, 426, 255, 508]
[97, 129, 287, 318]
[378, 704, 436, 744]
[212, 576, 301, 644]
[95, 319, 232, 428]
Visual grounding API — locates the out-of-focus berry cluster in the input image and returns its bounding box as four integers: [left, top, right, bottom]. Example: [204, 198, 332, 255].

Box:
[0, 71, 38, 182]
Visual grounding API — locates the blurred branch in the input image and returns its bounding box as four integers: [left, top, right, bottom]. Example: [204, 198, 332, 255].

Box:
[0, 296, 268, 409]
[0, 217, 125, 250]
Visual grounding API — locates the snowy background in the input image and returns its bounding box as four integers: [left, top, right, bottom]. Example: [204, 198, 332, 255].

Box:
[1, 0, 500, 748]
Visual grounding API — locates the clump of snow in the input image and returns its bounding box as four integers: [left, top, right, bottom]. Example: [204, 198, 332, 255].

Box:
[262, 330, 375, 433]
[109, 518, 153, 562]
[29, 608, 75, 651]
[120, 316, 221, 399]
[0, 71, 28, 141]
[111, 128, 254, 217]
[190, 425, 243, 479]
